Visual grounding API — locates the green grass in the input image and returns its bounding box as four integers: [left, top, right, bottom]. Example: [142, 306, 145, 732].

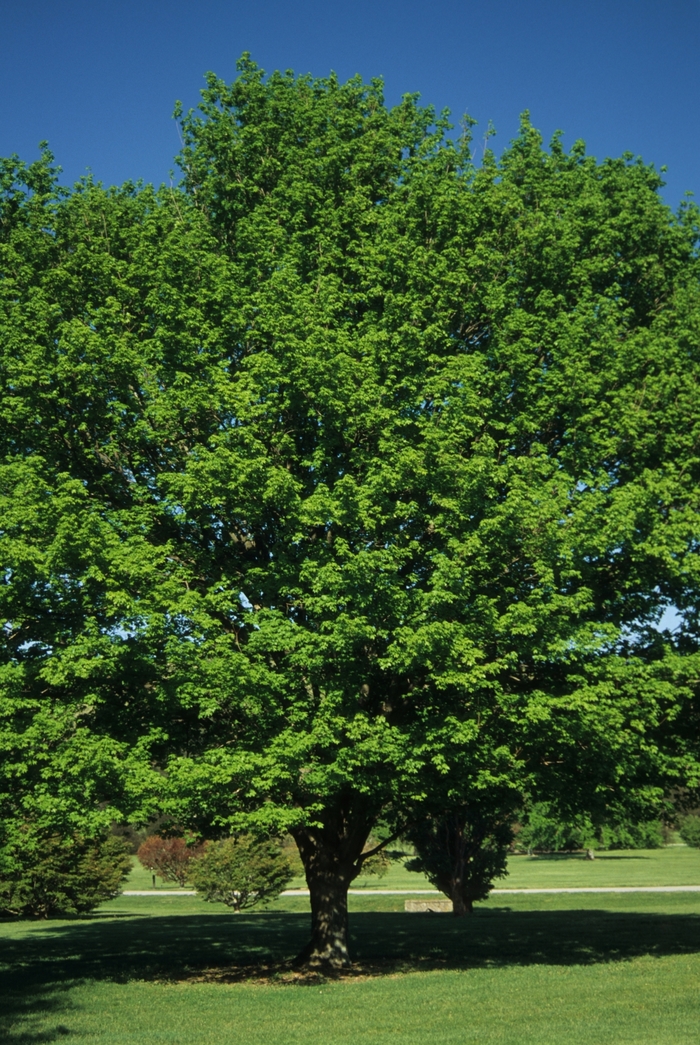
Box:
[3, 873, 700, 1044]
[299, 844, 700, 891]
[500, 845, 700, 890]
[125, 843, 700, 893]
[6, 954, 700, 1045]
[10, 848, 695, 1043]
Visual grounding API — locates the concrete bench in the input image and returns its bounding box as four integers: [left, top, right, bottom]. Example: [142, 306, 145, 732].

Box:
[404, 898, 453, 913]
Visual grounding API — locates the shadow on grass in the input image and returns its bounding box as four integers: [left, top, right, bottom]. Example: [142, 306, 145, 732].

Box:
[0, 994, 74, 1045]
[2, 907, 700, 1039]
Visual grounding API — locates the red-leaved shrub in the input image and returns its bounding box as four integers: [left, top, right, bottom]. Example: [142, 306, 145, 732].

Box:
[136, 835, 203, 886]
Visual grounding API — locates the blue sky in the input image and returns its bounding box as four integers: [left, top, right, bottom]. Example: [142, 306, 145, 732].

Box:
[1, 0, 697, 207]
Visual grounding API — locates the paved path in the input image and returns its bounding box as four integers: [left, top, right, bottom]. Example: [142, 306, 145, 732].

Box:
[492, 885, 700, 894]
[123, 885, 700, 897]
[124, 890, 197, 895]
[283, 886, 700, 896]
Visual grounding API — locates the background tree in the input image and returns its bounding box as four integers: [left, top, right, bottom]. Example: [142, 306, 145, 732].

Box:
[679, 815, 700, 848]
[1, 57, 700, 967]
[136, 835, 204, 886]
[515, 802, 665, 853]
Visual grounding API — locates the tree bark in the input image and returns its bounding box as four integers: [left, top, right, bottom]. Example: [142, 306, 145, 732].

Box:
[296, 863, 354, 968]
[291, 806, 373, 969]
[449, 885, 472, 916]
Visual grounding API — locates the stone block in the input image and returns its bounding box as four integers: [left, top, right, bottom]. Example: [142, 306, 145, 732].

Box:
[404, 898, 453, 913]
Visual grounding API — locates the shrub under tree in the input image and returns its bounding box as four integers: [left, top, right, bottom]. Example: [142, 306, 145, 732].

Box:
[0, 826, 131, 918]
[188, 835, 294, 912]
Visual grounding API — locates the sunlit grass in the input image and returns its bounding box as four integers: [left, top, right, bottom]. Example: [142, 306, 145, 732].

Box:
[499, 845, 700, 890]
[8, 957, 699, 1045]
[124, 843, 700, 894]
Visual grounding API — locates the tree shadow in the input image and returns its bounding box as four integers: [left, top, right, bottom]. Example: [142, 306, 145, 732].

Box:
[350, 906, 700, 969]
[0, 911, 309, 1042]
[3, 906, 700, 1039]
[0, 982, 76, 1045]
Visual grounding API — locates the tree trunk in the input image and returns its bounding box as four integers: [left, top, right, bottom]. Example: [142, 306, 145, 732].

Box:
[449, 886, 472, 916]
[291, 807, 373, 969]
[296, 864, 353, 968]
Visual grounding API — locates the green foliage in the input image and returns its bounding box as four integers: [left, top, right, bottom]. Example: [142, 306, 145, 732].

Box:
[0, 825, 130, 918]
[679, 815, 700, 848]
[1, 54, 700, 955]
[188, 835, 293, 911]
[280, 834, 305, 877]
[360, 852, 391, 878]
[598, 820, 665, 850]
[516, 803, 596, 852]
[516, 802, 664, 852]
[136, 834, 204, 885]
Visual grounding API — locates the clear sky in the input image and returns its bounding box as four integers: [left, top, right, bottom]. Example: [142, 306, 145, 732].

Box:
[1, 0, 697, 208]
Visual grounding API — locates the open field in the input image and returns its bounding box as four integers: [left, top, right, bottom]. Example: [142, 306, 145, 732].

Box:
[127, 844, 700, 893]
[496, 846, 700, 890]
[3, 848, 700, 1045]
[327, 845, 700, 893]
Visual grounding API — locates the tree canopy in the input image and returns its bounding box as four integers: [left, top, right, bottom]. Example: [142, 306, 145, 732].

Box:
[1, 55, 699, 965]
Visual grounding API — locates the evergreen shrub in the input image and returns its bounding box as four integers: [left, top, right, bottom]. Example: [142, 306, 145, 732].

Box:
[0, 827, 131, 918]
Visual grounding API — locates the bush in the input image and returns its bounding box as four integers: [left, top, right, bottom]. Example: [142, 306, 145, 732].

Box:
[360, 850, 391, 878]
[280, 834, 304, 877]
[189, 835, 293, 911]
[0, 827, 131, 918]
[679, 815, 700, 848]
[357, 835, 391, 878]
[137, 835, 204, 885]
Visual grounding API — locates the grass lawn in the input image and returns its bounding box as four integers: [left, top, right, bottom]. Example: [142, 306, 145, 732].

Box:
[3, 850, 700, 1045]
[499, 845, 700, 890]
[126, 843, 700, 893]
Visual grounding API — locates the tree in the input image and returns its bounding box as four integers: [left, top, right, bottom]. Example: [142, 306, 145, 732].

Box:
[136, 835, 204, 886]
[188, 835, 293, 911]
[406, 804, 515, 915]
[679, 815, 700, 848]
[1, 57, 700, 967]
